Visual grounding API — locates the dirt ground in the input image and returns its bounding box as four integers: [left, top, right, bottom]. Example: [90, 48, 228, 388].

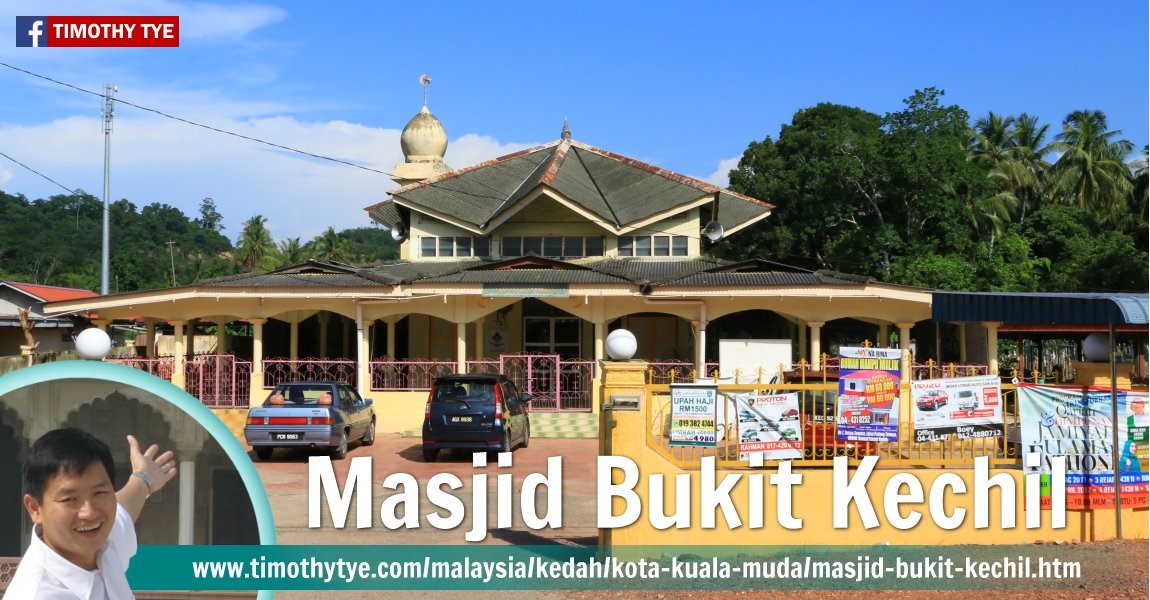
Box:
[252, 434, 1148, 599]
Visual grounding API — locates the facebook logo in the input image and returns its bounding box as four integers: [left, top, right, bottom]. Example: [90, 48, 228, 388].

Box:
[16, 16, 48, 47]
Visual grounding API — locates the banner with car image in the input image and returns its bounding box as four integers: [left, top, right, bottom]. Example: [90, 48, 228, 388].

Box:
[734, 392, 803, 461]
[911, 375, 1004, 442]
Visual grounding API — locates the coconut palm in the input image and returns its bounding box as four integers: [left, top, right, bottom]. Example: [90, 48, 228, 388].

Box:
[236, 215, 275, 272]
[1007, 113, 1053, 223]
[313, 226, 352, 263]
[1050, 110, 1134, 223]
[277, 237, 305, 267]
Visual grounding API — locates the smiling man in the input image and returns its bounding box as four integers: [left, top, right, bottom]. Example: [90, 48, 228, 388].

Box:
[8, 428, 178, 599]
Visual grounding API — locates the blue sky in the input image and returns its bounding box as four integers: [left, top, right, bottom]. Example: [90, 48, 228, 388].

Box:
[1, 1, 1147, 243]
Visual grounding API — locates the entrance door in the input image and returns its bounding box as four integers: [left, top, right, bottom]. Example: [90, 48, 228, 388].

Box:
[524, 316, 581, 358]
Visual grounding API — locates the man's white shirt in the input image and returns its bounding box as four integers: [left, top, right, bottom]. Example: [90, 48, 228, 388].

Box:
[6, 504, 137, 599]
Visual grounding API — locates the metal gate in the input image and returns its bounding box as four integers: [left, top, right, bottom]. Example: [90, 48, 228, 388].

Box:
[184, 354, 252, 408]
[495, 354, 594, 412]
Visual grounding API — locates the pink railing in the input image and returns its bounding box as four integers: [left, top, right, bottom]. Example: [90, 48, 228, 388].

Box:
[912, 361, 992, 380]
[262, 358, 356, 388]
[369, 360, 457, 391]
[108, 356, 175, 380]
[185, 354, 252, 408]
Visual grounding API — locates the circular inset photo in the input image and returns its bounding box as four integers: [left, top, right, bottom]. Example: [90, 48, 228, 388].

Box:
[0, 360, 275, 599]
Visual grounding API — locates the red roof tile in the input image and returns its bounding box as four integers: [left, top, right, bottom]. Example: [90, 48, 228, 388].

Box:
[2, 281, 99, 302]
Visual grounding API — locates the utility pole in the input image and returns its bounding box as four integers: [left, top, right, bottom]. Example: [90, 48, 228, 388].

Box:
[100, 84, 116, 295]
[167, 240, 178, 286]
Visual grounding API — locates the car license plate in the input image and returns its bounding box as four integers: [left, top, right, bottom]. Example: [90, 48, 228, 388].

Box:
[450, 416, 473, 423]
[274, 432, 301, 441]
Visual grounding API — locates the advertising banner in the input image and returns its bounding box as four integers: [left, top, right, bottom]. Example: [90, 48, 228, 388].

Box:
[1017, 385, 1149, 510]
[669, 384, 719, 447]
[835, 347, 902, 442]
[911, 375, 1004, 442]
[734, 392, 803, 461]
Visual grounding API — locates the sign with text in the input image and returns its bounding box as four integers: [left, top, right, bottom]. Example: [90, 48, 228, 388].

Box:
[836, 347, 902, 443]
[911, 375, 1004, 442]
[735, 392, 803, 461]
[669, 384, 718, 447]
[16, 16, 180, 47]
[1018, 385, 1148, 510]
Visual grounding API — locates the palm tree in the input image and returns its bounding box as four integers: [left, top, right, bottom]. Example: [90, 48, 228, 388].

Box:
[1007, 113, 1053, 223]
[1050, 110, 1134, 223]
[313, 226, 352, 263]
[277, 237, 305, 267]
[236, 215, 275, 272]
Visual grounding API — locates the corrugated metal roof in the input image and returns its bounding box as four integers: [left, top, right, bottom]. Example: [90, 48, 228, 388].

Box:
[374, 139, 772, 233]
[932, 292, 1150, 325]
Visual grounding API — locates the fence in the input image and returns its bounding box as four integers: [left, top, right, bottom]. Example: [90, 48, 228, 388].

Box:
[185, 354, 252, 408]
[644, 372, 1022, 470]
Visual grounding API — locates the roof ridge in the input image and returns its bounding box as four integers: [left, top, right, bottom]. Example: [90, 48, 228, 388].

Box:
[568, 145, 620, 227]
[387, 139, 563, 196]
[481, 144, 563, 229]
[567, 140, 773, 210]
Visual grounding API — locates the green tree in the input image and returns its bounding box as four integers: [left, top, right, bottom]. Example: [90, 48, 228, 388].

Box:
[277, 237, 305, 267]
[1050, 110, 1134, 223]
[196, 197, 225, 232]
[311, 226, 352, 263]
[236, 215, 275, 272]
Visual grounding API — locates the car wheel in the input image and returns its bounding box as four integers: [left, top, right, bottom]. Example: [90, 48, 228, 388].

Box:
[332, 431, 349, 460]
[422, 447, 437, 462]
[254, 446, 273, 461]
[521, 422, 530, 449]
[362, 419, 376, 446]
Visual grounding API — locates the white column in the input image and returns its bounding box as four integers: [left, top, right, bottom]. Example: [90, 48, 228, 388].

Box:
[474, 317, 485, 360]
[983, 321, 1000, 375]
[178, 459, 195, 544]
[317, 313, 329, 359]
[249, 318, 267, 403]
[897, 322, 914, 382]
[695, 304, 708, 378]
[289, 319, 299, 361]
[878, 323, 890, 348]
[594, 321, 605, 363]
[958, 324, 968, 362]
[798, 322, 807, 365]
[356, 305, 370, 397]
[170, 320, 186, 389]
[144, 319, 155, 358]
[184, 320, 195, 359]
[808, 321, 825, 370]
[385, 316, 397, 358]
[342, 318, 351, 359]
[456, 322, 467, 372]
[215, 320, 227, 354]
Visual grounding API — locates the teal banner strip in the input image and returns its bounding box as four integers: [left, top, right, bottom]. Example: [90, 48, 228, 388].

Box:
[129, 544, 1102, 591]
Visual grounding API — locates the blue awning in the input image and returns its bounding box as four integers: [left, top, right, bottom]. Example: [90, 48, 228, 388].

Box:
[931, 292, 1149, 325]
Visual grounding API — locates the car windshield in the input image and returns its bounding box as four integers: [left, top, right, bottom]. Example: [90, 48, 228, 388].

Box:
[267, 385, 333, 405]
[433, 380, 496, 403]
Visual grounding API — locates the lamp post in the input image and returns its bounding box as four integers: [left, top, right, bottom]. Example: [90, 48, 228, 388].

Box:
[100, 84, 117, 295]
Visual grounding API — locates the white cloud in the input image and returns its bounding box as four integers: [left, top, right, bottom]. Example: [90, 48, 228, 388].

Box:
[697, 156, 741, 187]
[0, 113, 536, 244]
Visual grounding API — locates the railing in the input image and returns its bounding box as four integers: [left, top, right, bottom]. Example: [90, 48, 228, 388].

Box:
[912, 360, 991, 380]
[185, 354, 252, 408]
[263, 358, 356, 388]
[108, 356, 175, 380]
[369, 360, 457, 391]
[646, 361, 720, 384]
[645, 378, 1021, 469]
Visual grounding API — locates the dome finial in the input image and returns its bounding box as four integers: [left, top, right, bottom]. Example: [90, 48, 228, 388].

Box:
[419, 74, 431, 107]
[561, 118, 571, 140]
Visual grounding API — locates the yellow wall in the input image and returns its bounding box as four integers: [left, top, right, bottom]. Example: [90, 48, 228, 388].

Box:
[599, 362, 1148, 547]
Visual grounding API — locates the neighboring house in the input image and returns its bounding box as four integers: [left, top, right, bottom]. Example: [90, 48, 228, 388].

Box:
[41, 102, 937, 415]
[0, 281, 96, 356]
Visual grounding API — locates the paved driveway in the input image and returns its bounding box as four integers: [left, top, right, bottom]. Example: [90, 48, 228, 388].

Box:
[253, 433, 600, 547]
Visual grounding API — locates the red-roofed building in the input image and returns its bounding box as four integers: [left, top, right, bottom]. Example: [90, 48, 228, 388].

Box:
[0, 281, 97, 356]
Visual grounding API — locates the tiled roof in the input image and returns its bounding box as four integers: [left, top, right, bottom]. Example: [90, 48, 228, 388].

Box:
[2, 281, 99, 302]
[189, 257, 879, 291]
[367, 139, 772, 234]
